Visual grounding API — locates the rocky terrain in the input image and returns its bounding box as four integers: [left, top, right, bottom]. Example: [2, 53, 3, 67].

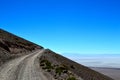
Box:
[0, 29, 113, 80]
[39, 49, 113, 80]
[0, 29, 43, 66]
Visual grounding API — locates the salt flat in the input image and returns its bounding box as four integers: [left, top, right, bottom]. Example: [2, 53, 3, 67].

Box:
[91, 67, 120, 80]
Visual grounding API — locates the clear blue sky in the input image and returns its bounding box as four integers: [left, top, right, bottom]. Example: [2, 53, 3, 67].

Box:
[0, 0, 120, 54]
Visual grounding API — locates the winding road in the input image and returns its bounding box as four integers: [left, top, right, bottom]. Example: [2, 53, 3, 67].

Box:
[0, 49, 48, 80]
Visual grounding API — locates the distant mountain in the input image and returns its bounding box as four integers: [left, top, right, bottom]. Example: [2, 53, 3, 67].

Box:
[0, 29, 113, 80]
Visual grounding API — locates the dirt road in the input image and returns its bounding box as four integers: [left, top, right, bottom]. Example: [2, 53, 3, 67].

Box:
[0, 49, 48, 80]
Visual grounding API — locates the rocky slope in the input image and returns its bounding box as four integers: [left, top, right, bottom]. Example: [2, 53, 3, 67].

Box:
[39, 49, 113, 80]
[0, 29, 43, 65]
[0, 29, 113, 80]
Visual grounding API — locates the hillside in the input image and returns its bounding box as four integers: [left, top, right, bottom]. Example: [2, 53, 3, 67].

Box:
[0, 29, 43, 65]
[39, 49, 113, 80]
[0, 29, 113, 80]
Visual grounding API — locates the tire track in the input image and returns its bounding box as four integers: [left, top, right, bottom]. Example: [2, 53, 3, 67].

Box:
[0, 49, 48, 80]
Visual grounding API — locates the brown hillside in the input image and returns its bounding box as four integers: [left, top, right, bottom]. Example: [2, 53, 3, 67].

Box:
[0, 29, 113, 80]
[39, 49, 113, 80]
[0, 29, 43, 65]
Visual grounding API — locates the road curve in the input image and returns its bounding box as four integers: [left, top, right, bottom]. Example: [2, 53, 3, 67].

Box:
[0, 49, 48, 80]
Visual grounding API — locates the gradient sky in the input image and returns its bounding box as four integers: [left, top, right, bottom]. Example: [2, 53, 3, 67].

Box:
[0, 0, 120, 54]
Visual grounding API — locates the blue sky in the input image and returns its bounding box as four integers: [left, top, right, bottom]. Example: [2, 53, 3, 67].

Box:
[0, 0, 120, 54]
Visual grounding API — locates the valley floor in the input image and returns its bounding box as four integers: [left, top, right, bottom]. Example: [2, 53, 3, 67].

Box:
[91, 67, 120, 80]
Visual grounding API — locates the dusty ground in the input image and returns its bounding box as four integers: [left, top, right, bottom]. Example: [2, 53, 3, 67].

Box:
[91, 67, 120, 80]
[0, 49, 48, 80]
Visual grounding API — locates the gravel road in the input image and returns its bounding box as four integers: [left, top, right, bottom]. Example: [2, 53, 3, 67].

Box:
[0, 49, 48, 80]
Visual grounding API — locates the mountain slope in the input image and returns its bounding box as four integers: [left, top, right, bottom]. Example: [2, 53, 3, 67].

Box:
[0, 29, 43, 65]
[39, 49, 113, 80]
[0, 29, 113, 80]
